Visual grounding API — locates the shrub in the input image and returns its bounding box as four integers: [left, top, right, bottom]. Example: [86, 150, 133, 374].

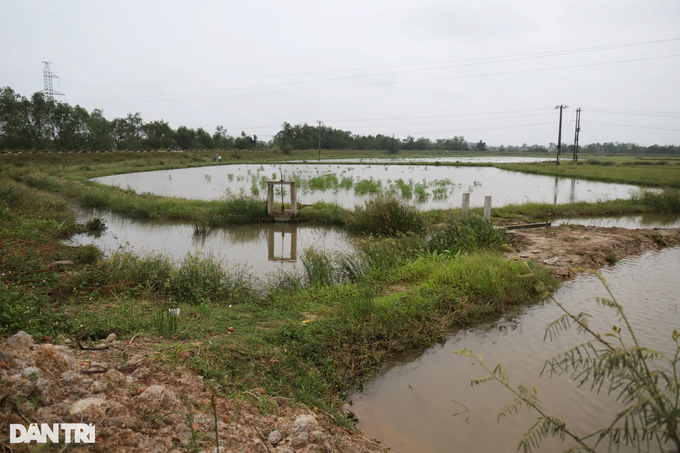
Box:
[300, 247, 335, 288]
[206, 194, 267, 225]
[427, 215, 508, 254]
[349, 195, 423, 236]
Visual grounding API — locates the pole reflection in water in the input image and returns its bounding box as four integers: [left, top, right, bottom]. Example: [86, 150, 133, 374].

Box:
[66, 208, 349, 277]
[267, 224, 298, 262]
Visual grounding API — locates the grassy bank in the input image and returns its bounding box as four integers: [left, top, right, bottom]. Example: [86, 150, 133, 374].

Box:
[496, 160, 680, 188]
[1, 182, 557, 419]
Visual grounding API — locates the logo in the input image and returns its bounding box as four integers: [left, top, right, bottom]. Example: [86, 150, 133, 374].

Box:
[10, 424, 95, 444]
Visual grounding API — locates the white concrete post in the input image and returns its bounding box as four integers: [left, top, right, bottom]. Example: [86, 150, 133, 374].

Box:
[267, 182, 275, 217]
[462, 192, 470, 217]
[290, 182, 297, 217]
[483, 195, 492, 221]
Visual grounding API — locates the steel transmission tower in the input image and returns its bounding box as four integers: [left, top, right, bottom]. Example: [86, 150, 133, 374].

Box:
[42, 61, 64, 101]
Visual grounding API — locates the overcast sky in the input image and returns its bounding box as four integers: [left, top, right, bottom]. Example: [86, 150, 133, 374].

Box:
[1, 0, 679, 146]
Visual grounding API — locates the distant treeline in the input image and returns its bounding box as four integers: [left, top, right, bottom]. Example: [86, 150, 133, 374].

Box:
[1, 87, 678, 154]
[0, 87, 471, 153]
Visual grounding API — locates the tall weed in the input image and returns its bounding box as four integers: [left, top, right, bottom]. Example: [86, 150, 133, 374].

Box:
[349, 195, 423, 236]
[427, 215, 507, 254]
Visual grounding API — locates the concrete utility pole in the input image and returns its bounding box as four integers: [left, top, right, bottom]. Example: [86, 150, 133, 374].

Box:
[317, 120, 323, 161]
[572, 108, 581, 163]
[555, 105, 568, 166]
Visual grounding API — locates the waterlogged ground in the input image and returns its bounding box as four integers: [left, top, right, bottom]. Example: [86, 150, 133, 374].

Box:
[67, 208, 352, 277]
[351, 247, 680, 453]
[553, 212, 680, 229]
[94, 164, 640, 209]
[304, 156, 553, 164]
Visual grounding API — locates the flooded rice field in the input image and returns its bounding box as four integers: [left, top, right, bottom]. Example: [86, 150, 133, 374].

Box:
[351, 247, 680, 453]
[303, 156, 553, 164]
[66, 208, 352, 277]
[553, 213, 680, 229]
[94, 164, 640, 209]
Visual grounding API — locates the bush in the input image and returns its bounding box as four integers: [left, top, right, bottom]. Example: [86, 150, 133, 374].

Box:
[206, 194, 267, 225]
[300, 247, 335, 288]
[349, 195, 423, 236]
[169, 252, 255, 304]
[633, 188, 680, 213]
[98, 250, 172, 291]
[427, 215, 508, 254]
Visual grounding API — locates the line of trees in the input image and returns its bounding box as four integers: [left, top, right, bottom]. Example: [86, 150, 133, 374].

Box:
[2, 87, 678, 154]
[0, 87, 471, 153]
[0, 87, 262, 152]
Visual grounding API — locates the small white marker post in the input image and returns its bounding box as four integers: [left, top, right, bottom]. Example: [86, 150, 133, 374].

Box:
[483, 195, 492, 220]
[462, 192, 470, 217]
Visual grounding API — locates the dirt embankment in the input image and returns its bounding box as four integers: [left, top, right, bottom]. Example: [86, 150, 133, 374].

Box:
[507, 225, 680, 279]
[0, 332, 388, 453]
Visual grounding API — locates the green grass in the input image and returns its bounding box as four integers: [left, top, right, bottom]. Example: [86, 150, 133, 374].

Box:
[2, 149, 679, 421]
[349, 195, 424, 236]
[496, 160, 680, 188]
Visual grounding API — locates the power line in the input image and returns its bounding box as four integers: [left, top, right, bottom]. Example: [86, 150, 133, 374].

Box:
[588, 121, 680, 133]
[583, 108, 680, 117]
[69, 53, 680, 104]
[60, 37, 680, 88]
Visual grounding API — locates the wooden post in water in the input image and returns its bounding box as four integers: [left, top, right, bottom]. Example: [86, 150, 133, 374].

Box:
[483, 195, 492, 220]
[462, 192, 470, 217]
[267, 182, 275, 217]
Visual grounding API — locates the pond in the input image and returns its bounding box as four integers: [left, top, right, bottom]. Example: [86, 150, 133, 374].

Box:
[66, 208, 352, 277]
[350, 247, 680, 453]
[94, 164, 641, 210]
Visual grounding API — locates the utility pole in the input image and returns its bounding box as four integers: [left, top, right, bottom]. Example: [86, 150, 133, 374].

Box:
[572, 108, 581, 163]
[555, 105, 568, 166]
[317, 120, 323, 161]
[42, 61, 64, 101]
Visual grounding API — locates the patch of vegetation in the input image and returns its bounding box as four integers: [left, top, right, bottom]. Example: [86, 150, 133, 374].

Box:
[349, 195, 423, 236]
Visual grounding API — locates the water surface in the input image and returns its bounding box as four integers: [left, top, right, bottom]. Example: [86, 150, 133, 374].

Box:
[352, 247, 680, 453]
[94, 164, 640, 209]
[66, 208, 352, 277]
[553, 213, 680, 229]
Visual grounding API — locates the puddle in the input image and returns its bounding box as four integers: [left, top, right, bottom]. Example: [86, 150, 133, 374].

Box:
[94, 164, 641, 210]
[351, 247, 680, 453]
[66, 208, 352, 277]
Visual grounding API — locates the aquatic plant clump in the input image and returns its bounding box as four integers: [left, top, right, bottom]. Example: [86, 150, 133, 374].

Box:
[206, 194, 267, 225]
[427, 215, 508, 254]
[349, 195, 424, 236]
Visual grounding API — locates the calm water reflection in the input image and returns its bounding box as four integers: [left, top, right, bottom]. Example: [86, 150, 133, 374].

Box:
[553, 213, 680, 229]
[352, 247, 680, 453]
[93, 164, 641, 210]
[66, 208, 351, 277]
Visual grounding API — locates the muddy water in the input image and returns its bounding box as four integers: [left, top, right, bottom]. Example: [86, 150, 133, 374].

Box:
[94, 164, 640, 210]
[352, 247, 680, 453]
[553, 213, 680, 229]
[303, 156, 553, 164]
[66, 209, 351, 277]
